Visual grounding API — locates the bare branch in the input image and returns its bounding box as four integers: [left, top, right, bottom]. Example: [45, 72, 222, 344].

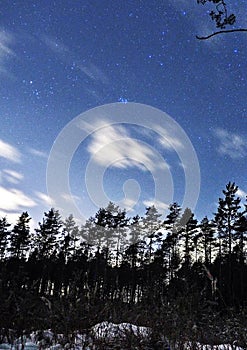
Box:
[196, 28, 247, 40]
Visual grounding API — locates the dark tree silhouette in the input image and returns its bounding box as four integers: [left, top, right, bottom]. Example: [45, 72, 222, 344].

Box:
[35, 208, 62, 259]
[0, 184, 246, 344]
[0, 217, 11, 260]
[214, 182, 241, 258]
[214, 182, 242, 304]
[163, 203, 182, 281]
[8, 212, 31, 259]
[179, 208, 198, 266]
[199, 216, 216, 265]
[60, 214, 79, 261]
[143, 205, 162, 264]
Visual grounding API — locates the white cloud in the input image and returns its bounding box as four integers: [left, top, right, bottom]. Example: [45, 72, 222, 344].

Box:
[0, 186, 36, 212]
[41, 35, 109, 84]
[143, 199, 169, 213]
[155, 125, 184, 150]
[60, 192, 81, 203]
[2, 169, 24, 184]
[120, 198, 137, 212]
[86, 122, 168, 172]
[133, 124, 183, 151]
[0, 139, 21, 163]
[35, 191, 54, 207]
[0, 31, 13, 55]
[0, 31, 15, 76]
[214, 128, 247, 159]
[0, 211, 18, 225]
[28, 147, 48, 159]
[0, 210, 36, 231]
[77, 62, 109, 84]
[237, 188, 247, 199]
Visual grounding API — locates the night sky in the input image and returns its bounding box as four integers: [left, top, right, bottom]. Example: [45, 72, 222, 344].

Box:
[0, 1, 246, 226]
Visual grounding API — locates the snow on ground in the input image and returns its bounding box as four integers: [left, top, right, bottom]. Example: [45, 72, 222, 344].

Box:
[182, 342, 244, 350]
[91, 320, 151, 339]
[0, 322, 245, 349]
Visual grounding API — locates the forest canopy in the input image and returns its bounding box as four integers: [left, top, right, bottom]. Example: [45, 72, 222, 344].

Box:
[0, 182, 246, 344]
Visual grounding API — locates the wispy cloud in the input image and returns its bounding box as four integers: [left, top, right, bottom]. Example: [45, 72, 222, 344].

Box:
[0, 30, 15, 76]
[0, 186, 36, 212]
[237, 188, 247, 199]
[155, 125, 184, 150]
[0, 139, 21, 163]
[2, 169, 24, 184]
[28, 147, 48, 159]
[121, 198, 137, 212]
[35, 191, 54, 207]
[60, 192, 82, 203]
[41, 192, 83, 216]
[143, 199, 169, 213]
[214, 128, 247, 159]
[41, 35, 109, 85]
[133, 124, 183, 151]
[86, 122, 169, 172]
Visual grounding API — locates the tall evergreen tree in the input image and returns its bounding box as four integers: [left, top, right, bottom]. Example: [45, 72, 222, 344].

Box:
[179, 208, 198, 265]
[60, 214, 79, 261]
[163, 203, 182, 280]
[126, 215, 145, 268]
[94, 204, 115, 256]
[111, 204, 129, 266]
[214, 182, 242, 304]
[8, 212, 31, 259]
[233, 197, 247, 263]
[199, 216, 216, 265]
[35, 208, 62, 259]
[143, 205, 162, 263]
[81, 216, 100, 250]
[214, 182, 241, 258]
[88, 202, 129, 263]
[0, 217, 11, 260]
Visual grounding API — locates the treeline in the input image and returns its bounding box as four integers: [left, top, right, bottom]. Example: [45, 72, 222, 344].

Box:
[0, 182, 246, 341]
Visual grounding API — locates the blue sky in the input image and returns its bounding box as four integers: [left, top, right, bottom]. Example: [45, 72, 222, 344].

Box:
[0, 0, 246, 226]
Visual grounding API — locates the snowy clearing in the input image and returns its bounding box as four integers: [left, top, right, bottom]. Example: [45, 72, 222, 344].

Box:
[0, 322, 245, 349]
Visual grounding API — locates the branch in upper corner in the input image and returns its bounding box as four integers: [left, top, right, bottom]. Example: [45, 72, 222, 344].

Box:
[196, 28, 247, 40]
[197, 0, 236, 30]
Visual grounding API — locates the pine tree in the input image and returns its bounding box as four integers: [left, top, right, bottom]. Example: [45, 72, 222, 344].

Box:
[111, 204, 129, 266]
[214, 182, 242, 304]
[233, 197, 247, 263]
[87, 202, 129, 264]
[179, 208, 198, 265]
[35, 208, 62, 259]
[0, 217, 11, 260]
[33, 209, 63, 296]
[8, 212, 31, 260]
[232, 199, 247, 305]
[143, 205, 162, 263]
[163, 203, 182, 280]
[81, 216, 99, 251]
[94, 205, 115, 257]
[60, 214, 79, 261]
[126, 215, 145, 268]
[214, 182, 241, 258]
[199, 216, 216, 265]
